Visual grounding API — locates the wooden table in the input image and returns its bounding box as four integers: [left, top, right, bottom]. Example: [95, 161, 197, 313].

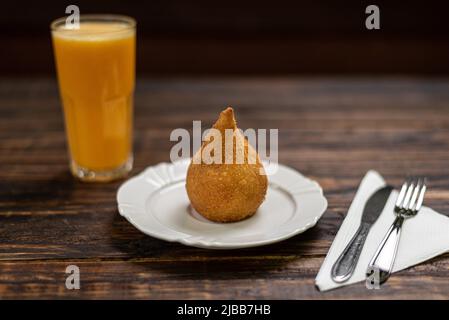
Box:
[1, 77, 448, 299]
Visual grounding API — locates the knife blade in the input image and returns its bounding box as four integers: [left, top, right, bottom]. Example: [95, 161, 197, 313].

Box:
[331, 185, 393, 283]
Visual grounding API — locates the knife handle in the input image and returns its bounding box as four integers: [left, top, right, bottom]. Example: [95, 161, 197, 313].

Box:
[331, 223, 370, 283]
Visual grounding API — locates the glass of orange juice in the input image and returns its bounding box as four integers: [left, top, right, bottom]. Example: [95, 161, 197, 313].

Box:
[51, 15, 135, 182]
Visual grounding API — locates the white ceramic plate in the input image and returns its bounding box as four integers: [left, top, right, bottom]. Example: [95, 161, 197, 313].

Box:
[117, 159, 327, 249]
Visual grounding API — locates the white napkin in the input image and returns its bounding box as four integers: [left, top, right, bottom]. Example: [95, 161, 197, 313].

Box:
[315, 170, 449, 291]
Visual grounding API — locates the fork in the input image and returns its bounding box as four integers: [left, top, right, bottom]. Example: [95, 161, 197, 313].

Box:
[367, 177, 427, 284]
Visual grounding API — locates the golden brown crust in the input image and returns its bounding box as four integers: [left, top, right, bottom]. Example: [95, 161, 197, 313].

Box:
[186, 107, 268, 223]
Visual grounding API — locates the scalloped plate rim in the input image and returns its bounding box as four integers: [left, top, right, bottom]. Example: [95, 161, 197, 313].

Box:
[117, 160, 328, 249]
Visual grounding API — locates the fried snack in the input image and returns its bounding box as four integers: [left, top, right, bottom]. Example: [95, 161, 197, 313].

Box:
[186, 107, 268, 222]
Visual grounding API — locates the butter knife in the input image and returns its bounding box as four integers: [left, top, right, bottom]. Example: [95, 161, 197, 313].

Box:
[331, 186, 393, 283]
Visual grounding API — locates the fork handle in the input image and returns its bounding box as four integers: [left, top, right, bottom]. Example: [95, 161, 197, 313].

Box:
[367, 215, 404, 284]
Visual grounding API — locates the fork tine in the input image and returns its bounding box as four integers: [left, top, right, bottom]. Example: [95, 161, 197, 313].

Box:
[395, 181, 408, 208]
[413, 179, 427, 212]
[401, 178, 416, 209]
[407, 178, 421, 210]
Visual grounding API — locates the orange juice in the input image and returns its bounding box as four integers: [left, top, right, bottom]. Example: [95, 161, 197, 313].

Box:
[51, 15, 135, 181]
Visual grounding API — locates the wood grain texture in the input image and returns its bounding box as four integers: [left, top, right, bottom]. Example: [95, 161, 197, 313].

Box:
[0, 77, 448, 299]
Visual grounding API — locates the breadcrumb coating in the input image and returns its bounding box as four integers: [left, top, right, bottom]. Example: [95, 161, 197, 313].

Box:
[186, 107, 268, 222]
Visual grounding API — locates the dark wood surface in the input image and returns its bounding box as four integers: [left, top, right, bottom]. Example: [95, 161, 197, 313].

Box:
[3, 1, 449, 75]
[1, 77, 449, 299]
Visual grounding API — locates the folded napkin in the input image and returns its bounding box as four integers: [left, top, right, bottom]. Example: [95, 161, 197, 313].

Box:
[316, 170, 449, 291]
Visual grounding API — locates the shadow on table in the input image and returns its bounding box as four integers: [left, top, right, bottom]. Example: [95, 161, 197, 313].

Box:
[110, 211, 328, 281]
[0, 170, 77, 204]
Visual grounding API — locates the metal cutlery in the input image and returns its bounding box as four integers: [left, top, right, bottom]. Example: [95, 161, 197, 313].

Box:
[331, 186, 393, 283]
[367, 177, 427, 284]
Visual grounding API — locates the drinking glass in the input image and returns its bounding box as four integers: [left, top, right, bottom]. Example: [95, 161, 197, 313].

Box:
[51, 14, 136, 182]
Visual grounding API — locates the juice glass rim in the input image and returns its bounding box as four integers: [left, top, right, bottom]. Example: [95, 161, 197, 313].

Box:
[51, 14, 136, 33]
